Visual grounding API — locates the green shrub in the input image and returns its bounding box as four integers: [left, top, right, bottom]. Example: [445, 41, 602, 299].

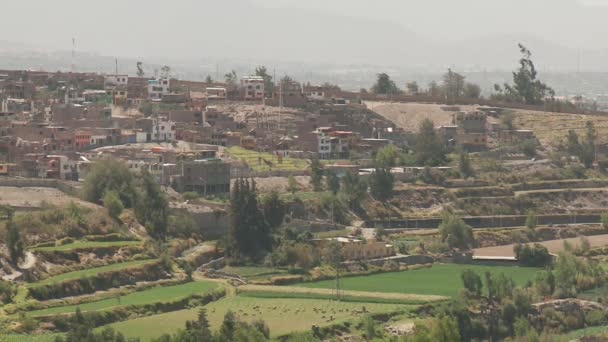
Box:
[182, 192, 200, 201]
[602, 212, 608, 229]
[103, 191, 124, 219]
[585, 309, 606, 326]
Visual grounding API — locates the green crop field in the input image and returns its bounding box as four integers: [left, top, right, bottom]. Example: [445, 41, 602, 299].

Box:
[30, 240, 140, 252]
[25, 281, 219, 317]
[29, 259, 157, 288]
[297, 264, 540, 297]
[107, 296, 406, 340]
[226, 146, 309, 172]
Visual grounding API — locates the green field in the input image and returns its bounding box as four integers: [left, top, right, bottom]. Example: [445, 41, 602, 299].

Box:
[108, 296, 406, 340]
[29, 259, 157, 288]
[30, 240, 140, 252]
[297, 264, 540, 297]
[226, 147, 309, 172]
[25, 281, 219, 317]
[567, 325, 608, 339]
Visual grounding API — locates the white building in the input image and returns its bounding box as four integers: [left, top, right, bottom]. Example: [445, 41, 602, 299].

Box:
[104, 75, 128, 89]
[148, 79, 171, 100]
[152, 119, 176, 142]
[241, 76, 265, 100]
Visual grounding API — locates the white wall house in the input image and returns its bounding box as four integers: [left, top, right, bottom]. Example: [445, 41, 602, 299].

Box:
[241, 76, 264, 100]
[104, 75, 128, 89]
[152, 119, 176, 142]
[148, 79, 170, 100]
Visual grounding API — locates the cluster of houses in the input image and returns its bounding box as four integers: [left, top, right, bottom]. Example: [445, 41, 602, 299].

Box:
[0, 68, 537, 200]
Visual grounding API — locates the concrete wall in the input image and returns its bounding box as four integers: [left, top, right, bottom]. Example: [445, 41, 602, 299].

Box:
[367, 213, 603, 229]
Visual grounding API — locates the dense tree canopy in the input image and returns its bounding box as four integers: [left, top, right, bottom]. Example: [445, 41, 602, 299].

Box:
[415, 119, 447, 166]
[371, 73, 401, 95]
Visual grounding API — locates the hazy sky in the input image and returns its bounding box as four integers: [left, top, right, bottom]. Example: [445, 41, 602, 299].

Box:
[3, 0, 608, 69]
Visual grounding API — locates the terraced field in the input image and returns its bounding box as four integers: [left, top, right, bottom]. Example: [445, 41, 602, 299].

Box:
[30, 240, 140, 252]
[225, 146, 309, 172]
[108, 296, 407, 340]
[26, 281, 219, 317]
[296, 264, 540, 297]
[30, 259, 157, 287]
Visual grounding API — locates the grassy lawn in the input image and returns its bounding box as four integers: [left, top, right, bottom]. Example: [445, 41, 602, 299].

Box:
[25, 281, 219, 317]
[296, 264, 540, 297]
[30, 240, 140, 252]
[29, 259, 157, 288]
[226, 147, 309, 172]
[108, 296, 406, 340]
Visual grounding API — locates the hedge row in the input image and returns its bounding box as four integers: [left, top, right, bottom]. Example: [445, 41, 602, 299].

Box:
[43, 288, 226, 332]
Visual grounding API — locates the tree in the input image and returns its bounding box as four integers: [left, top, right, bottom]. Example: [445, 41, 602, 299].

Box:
[514, 243, 551, 267]
[135, 170, 168, 240]
[83, 159, 137, 208]
[6, 217, 24, 264]
[458, 151, 474, 178]
[369, 168, 394, 201]
[219, 311, 237, 341]
[160, 65, 171, 79]
[371, 73, 401, 95]
[375, 145, 398, 168]
[520, 139, 537, 158]
[464, 82, 481, 99]
[428, 81, 441, 97]
[406, 81, 420, 95]
[415, 119, 447, 166]
[287, 175, 298, 195]
[494, 44, 555, 105]
[255, 66, 274, 97]
[136, 61, 145, 77]
[326, 173, 340, 195]
[341, 172, 368, 210]
[429, 316, 461, 342]
[205, 75, 214, 84]
[310, 157, 324, 192]
[438, 213, 474, 249]
[461, 269, 483, 296]
[103, 190, 124, 220]
[261, 191, 286, 230]
[225, 70, 238, 87]
[525, 210, 537, 229]
[228, 179, 272, 259]
[442, 69, 466, 101]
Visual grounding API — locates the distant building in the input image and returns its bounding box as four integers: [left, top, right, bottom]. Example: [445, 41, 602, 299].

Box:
[173, 159, 231, 195]
[313, 237, 395, 261]
[241, 76, 265, 101]
[148, 78, 171, 100]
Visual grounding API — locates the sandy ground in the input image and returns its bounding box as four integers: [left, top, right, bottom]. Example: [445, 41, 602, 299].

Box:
[0, 187, 99, 209]
[473, 234, 608, 258]
[365, 102, 478, 132]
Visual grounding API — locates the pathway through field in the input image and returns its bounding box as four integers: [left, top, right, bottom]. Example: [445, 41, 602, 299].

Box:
[473, 234, 608, 258]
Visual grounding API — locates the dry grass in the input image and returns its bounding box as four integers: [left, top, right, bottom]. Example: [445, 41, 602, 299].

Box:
[514, 110, 608, 146]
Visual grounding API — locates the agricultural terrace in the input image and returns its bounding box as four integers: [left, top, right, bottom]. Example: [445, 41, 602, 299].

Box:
[29, 240, 140, 252]
[224, 146, 309, 172]
[29, 259, 157, 287]
[107, 296, 407, 340]
[25, 281, 219, 317]
[297, 264, 540, 297]
[238, 285, 448, 304]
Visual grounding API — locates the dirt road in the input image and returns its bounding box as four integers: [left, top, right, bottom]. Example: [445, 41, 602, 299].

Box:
[473, 234, 608, 258]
